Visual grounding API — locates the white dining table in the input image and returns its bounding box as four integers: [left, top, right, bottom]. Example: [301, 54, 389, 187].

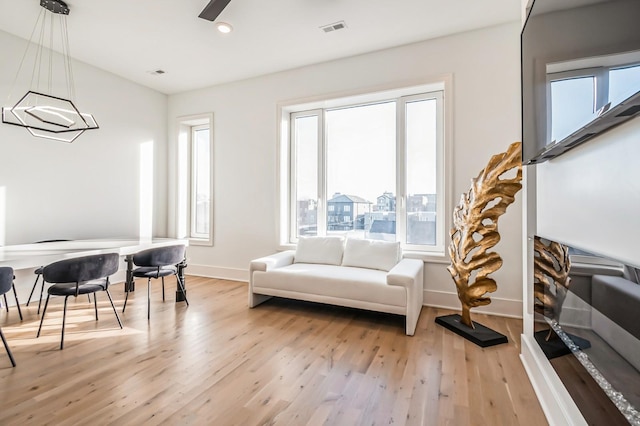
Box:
[0, 238, 189, 302]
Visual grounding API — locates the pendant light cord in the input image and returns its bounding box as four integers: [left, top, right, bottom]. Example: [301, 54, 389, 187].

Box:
[62, 16, 75, 101]
[6, 8, 75, 104]
[6, 8, 45, 104]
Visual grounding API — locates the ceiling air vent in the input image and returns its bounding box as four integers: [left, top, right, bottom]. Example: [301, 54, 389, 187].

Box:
[321, 21, 347, 33]
[147, 69, 166, 76]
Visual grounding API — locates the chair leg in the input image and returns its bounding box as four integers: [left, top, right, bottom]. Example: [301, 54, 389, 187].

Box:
[37, 279, 46, 314]
[60, 296, 69, 350]
[122, 282, 130, 313]
[0, 327, 16, 367]
[94, 292, 99, 321]
[37, 295, 51, 338]
[105, 290, 123, 329]
[26, 274, 40, 306]
[3, 294, 7, 313]
[162, 277, 165, 301]
[176, 275, 189, 307]
[12, 284, 23, 321]
[147, 278, 151, 320]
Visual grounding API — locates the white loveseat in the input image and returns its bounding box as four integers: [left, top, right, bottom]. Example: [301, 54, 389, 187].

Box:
[249, 237, 424, 335]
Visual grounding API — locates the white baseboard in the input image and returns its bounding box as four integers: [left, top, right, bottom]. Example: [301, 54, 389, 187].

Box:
[423, 289, 523, 318]
[520, 334, 586, 426]
[185, 264, 249, 282]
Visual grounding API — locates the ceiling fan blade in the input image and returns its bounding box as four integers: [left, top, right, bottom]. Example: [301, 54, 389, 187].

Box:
[198, 0, 232, 21]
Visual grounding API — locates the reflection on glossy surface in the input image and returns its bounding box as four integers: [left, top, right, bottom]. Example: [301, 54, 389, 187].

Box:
[533, 236, 640, 425]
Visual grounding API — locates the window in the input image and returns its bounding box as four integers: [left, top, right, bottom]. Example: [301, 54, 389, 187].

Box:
[280, 82, 447, 254]
[191, 125, 211, 239]
[176, 113, 213, 245]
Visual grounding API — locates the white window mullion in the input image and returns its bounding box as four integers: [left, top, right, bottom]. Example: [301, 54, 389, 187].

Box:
[396, 99, 407, 247]
[289, 114, 298, 242]
[317, 109, 327, 237]
[433, 90, 445, 251]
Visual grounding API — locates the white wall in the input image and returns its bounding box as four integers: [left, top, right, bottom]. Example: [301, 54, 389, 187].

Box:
[168, 22, 524, 316]
[537, 118, 640, 267]
[0, 29, 169, 306]
[0, 29, 169, 245]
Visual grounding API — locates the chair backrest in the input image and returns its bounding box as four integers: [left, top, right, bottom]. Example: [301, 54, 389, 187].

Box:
[43, 253, 119, 284]
[133, 245, 186, 268]
[0, 267, 14, 296]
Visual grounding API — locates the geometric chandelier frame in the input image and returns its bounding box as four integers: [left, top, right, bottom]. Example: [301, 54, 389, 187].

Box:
[1, 0, 98, 143]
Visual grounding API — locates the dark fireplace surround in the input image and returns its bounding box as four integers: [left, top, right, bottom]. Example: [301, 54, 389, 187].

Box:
[533, 236, 640, 425]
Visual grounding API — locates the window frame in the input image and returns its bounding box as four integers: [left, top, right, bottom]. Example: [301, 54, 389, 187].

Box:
[278, 79, 451, 258]
[190, 124, 212, 240]
[176, 113, 214, 246]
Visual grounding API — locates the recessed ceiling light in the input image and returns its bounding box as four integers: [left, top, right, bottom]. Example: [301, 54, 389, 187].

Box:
[216, 22, 233, 34]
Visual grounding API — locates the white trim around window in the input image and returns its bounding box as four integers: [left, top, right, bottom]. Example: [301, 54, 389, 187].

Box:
[277, 76, 453, 258]
[176, 113, 214, 246]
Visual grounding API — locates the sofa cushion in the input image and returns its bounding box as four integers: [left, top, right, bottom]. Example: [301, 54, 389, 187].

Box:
[252, 263, 406, 307]
[341, 238, 400, 272]
[294, 236, 344, 265]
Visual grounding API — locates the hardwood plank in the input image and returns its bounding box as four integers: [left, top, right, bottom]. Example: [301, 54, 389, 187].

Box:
[0, 278, 547, 425]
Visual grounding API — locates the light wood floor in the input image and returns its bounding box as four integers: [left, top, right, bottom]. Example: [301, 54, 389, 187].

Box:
[0, 277, 547, 425]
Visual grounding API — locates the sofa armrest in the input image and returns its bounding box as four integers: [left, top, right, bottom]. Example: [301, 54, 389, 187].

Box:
[387, 258, 423, 287]
[249, 250, 295, 308]
[387, 258, 424, 336]
[250, 250, 295, 273]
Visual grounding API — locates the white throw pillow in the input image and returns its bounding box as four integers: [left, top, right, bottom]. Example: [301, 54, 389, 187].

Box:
[341, 238, 401, 272]
[294, 236, 344, 265]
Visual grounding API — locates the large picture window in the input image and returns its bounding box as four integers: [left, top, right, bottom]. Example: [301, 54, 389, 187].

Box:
[281, 83, 446, 254]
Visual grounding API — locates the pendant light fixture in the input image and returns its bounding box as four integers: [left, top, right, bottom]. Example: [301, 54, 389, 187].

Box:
[2, 0, 98, 143]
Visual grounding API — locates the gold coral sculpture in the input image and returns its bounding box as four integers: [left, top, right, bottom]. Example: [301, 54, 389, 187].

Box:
[447, 142, 523, 328]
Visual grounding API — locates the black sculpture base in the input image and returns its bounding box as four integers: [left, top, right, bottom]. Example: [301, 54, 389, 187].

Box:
[435, 314, 508, 347]
[534, 329, 591, 359]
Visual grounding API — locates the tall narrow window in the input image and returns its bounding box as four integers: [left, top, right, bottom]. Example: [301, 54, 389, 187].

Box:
[191, 124, 211, 239]
[291, 112, 320, 238]
[404, 94, 440, 247]
[282, 83, 447, 254]
[176, 113, 213, 245]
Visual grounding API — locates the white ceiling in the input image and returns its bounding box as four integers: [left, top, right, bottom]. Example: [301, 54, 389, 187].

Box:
[0, 0, 521, 95]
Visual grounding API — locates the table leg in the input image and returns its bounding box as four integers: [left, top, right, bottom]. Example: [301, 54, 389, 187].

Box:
[176, 259, 187, 302]
[125, 255, 135, 292]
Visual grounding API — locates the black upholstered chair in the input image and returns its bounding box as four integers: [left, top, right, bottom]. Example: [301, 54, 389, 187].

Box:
[37, 253, 122, 350]
[0, 267, 17, 367]
[26, 240, 73, 314]
[122, 245, 189, 320]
